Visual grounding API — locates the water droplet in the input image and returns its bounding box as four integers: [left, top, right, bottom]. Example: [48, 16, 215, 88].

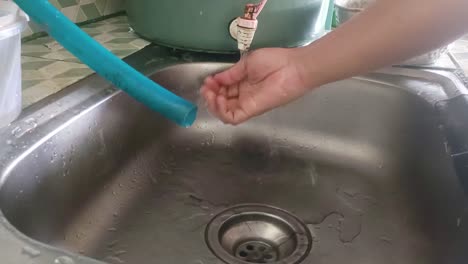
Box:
[25, 117, 38, 129]
[105, 256, 124, 263]
[308, 165, 318, 186]
[379, 236, 392, 244]
[54, 256, 75, 264]
[21, 246, 41, 258]
[107, 240, 119, 248]
[11, 127, 23, 138]
[113, 250, 127, 256]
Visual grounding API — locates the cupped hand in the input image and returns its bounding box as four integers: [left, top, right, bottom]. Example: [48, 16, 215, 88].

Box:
[200, 48, 309, 125]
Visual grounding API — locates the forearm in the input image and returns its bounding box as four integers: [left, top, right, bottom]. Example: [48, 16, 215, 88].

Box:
[294, 0, 468, 89]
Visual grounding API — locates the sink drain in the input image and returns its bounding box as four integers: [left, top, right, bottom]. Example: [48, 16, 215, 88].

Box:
[235, 241, 278, 263]
[205, 204, 312, 264]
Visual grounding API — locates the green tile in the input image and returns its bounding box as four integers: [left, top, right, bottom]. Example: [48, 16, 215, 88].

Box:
[28, 21, 44, 33]
[109, 27, 130, 33]
[21, 51, 52, 57]
[22, 80, 43, 90]
[76, 8, 88, 23]
[87, 32, 101, 37]
[81, 21, 106, 28]
[54, 68, 93, 78]
[112, 49, 137, 57]
[49, 0, 61, 9]
[22, 60, 55, 70]
[65, 58, 81, 64]
[82, 27, 101, 34]
[106, 16, 128, 24]
[95, 0, 107, 14]
[108, 38, 134, 44]
[25, 36, 54, 45]
[57, 0, 77, 8]
[80, 3, 101, 20]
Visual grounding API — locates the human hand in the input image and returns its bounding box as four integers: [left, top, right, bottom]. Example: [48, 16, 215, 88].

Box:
[200, 48, 309, 125]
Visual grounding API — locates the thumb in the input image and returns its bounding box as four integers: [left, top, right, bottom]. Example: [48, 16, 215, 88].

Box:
[213, 58, 247, 86]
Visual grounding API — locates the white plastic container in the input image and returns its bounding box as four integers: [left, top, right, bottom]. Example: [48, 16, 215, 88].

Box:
[0, 1, 28, 128]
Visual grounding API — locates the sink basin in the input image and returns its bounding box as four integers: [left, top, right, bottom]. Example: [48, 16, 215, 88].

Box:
[0, 47, 468, 264]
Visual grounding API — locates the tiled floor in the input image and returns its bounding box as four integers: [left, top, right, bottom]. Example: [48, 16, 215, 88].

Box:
[21, 15, 150, 107]
[22, 0, 124, 37]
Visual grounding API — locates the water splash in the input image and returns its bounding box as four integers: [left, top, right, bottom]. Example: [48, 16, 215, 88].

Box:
[11, 127, 23, 138]
[21, 246, 41, 258]
[105, 256, 125, 264]
[308, 165, 319, 186]
[11, 118, 38, 138]
[54, 256, 75, 264]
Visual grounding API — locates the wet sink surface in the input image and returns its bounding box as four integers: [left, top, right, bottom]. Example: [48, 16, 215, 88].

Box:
[0, 63, 468, 264]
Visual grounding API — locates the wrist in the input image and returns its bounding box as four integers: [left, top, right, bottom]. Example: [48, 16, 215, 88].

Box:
[288, 46, 327, 91]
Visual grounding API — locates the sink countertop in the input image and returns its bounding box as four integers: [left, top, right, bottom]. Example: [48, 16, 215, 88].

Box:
[20, 15, 468, 109]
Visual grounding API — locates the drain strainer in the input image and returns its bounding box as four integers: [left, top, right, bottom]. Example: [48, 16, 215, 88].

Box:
[205, 204, 312, 264]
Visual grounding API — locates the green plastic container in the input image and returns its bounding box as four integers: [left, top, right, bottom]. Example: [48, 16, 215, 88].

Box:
[125, 0, 333, 53]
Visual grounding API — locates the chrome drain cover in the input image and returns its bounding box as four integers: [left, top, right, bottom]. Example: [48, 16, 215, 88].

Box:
[205, 204, 312, 264]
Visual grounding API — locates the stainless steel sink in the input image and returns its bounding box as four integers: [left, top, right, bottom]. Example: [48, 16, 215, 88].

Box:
[0, 47, 468, 264]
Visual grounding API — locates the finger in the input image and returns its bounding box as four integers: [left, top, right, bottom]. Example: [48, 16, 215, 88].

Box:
[225, 99, 250, 125]
[231, 108, 250, 125]
[200, 84, 211, 101]
[227, 83, 240, 98]
[216, 96, 250, 125]
[216, 95, 234, 124]
[219, 86, 227, 96]
[213, 60, 247, 86]
[204, 89, 219, 117]
[202, 76, 221, 93]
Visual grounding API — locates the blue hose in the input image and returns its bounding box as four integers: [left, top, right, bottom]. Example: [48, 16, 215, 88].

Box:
[14, 0, 197, 127]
